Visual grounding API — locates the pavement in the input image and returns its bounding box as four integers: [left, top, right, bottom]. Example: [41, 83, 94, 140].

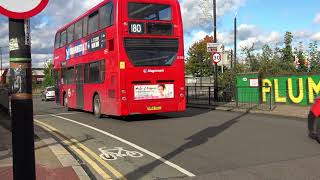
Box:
[215, 103, 311, 119]
[0, 107, 89, 180]
[1, 97, 319, 180]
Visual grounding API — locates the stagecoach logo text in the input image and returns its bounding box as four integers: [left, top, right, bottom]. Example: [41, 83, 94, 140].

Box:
[143, 69, 165, 73]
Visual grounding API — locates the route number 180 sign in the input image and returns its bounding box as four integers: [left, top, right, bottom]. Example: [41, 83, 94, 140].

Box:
[0, 0, 49, 19]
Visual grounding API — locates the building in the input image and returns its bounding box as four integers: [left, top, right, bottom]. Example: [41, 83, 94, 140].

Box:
[32, 68, 45, 84]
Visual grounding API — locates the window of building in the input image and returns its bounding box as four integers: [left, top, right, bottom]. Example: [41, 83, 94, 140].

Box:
[60, 30, 67, 47]
[100, 3, 114, 29]
[88, 11, 99, 34]
[74, 20, 83, 41]
[67, 24, 75, 44]
[55, 32, 60, 48]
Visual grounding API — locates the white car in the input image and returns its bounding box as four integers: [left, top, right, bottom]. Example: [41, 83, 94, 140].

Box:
[41, 86, 55, 101]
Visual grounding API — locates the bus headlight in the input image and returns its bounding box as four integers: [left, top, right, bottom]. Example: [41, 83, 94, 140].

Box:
[180, 93, 184, 98]
[121, 97, 127, 101]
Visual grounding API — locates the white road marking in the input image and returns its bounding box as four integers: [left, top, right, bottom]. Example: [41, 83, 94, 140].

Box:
[34, 112, 81, 117]
[51, 114, 196, 177]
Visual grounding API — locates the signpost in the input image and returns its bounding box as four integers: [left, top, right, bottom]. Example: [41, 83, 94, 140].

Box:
[212, 52, 221, 64]
[0, 1, 48, 180]
[207, 42, 223, 101]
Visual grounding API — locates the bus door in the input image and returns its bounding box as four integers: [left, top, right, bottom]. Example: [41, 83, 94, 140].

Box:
[75, 64, 84, 109]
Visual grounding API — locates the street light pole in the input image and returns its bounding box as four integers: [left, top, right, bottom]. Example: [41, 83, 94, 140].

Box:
[234, 13, 238, 107]
[9, 18, 36, 180]
[213, 0, 218, 102]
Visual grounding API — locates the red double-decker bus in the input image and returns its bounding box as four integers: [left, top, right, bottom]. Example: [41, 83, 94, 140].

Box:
[53, 0, 185, 117]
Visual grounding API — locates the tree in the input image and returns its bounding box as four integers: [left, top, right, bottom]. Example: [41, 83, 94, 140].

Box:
[185, 35, 214, 77]
[296, 42, 307, 72]
[308, 41, 320, 72]
[42, 60, 54, 88]
[280, 31, 296, 72]
[241, 43, 259, 72]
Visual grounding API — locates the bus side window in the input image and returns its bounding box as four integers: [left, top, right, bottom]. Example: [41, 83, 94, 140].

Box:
[83, 16, 88, 37]
[100, 2, 113, 29]
[67, 24, 75, 44]
[60, 30, 67, 47]
[84, 64, 89, 84]
[74, 20, 83, 41]
[100, 60, 105, 82]
[88, 11, 99, 34]
[67, 67, 75, 84]
[89, 61, 100, 83]
[55, 32, 60, 49]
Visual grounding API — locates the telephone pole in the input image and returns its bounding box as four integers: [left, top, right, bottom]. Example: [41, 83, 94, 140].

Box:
[9, 18, 36, 180]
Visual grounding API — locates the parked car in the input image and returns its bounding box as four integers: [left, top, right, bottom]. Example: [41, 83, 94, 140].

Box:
[41, 86, 55, 101]
[308, 97, 320, 142]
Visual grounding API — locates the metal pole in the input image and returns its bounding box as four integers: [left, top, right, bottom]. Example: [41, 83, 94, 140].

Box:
[0, 47, 2, 73]
[234, 15, 239, 107]
[213, 0, 218, 102]
[9, 18, 36, 180]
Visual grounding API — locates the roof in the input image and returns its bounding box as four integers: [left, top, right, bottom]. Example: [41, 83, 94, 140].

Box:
[32, 70, 45, 76]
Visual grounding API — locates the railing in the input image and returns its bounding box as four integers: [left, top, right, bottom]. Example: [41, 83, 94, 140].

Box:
[186, 86, 275, 111]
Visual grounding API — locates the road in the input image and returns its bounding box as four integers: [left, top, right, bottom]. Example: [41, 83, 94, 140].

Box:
[33, 97, 320, 180]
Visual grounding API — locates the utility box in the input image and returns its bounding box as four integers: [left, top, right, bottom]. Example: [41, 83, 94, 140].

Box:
[236, 73, 261, 104]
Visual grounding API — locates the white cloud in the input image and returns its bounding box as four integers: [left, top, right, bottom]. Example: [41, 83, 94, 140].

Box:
[180, 0, 245, 32]
[310, 32, 320, 41]
[313, 13, 320, 24]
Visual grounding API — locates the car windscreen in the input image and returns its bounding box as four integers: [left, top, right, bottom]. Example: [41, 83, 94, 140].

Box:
[124, 38, 178, 66]
[128, 2, 172, 21]
[47, 87, 55, 91]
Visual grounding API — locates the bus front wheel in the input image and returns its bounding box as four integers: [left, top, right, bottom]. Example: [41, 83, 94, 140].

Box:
[93, 95, 102, 118]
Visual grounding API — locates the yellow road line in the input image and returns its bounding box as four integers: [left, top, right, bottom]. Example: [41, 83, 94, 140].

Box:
[34, 120, 112, 180]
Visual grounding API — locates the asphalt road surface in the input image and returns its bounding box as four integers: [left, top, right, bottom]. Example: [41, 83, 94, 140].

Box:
[33, 97, 320, 180]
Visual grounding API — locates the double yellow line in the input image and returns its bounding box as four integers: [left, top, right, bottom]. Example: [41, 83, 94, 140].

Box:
[35, 120, 126, 180]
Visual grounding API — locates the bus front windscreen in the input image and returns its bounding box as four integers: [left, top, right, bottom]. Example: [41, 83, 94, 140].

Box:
[124, 38, 179, 66]
[128, 2, 172, 21]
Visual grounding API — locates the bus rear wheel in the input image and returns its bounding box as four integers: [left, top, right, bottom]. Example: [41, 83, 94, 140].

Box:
[93, 95, 102, 118]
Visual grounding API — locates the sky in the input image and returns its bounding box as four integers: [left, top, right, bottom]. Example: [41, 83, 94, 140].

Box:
[0, 0, 320, 68]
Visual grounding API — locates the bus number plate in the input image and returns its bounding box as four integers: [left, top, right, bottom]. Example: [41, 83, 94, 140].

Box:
[147, 106, 162, 111]
[129, 23, 145, 34]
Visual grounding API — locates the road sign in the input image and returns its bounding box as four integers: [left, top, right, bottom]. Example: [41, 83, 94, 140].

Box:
[212, 52, 221, 64]
[0, 0, 49, 19]
[207, 43, 224, 53]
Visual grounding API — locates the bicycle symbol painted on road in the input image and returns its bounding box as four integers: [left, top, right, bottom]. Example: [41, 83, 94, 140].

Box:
[98, 147, 144, 161]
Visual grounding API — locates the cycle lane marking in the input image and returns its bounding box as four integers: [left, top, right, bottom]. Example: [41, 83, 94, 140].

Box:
[52, 114, 196, 177]
[34, 119, 126, 180]
[98, 147, 144, 161]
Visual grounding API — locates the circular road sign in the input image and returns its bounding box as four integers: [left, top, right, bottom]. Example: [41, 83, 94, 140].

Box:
[212, 52, 221, 64]
[0, 0, 49, 19]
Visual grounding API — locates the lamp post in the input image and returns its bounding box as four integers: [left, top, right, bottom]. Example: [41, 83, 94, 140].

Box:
[234, 12, 238, 107]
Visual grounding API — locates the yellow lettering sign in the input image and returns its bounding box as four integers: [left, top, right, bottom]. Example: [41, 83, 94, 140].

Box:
[274, 79, 286, 103]
[262, 79, 272, 102]
[288, 78, 304, 104]
[308, 77, 320, 103]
